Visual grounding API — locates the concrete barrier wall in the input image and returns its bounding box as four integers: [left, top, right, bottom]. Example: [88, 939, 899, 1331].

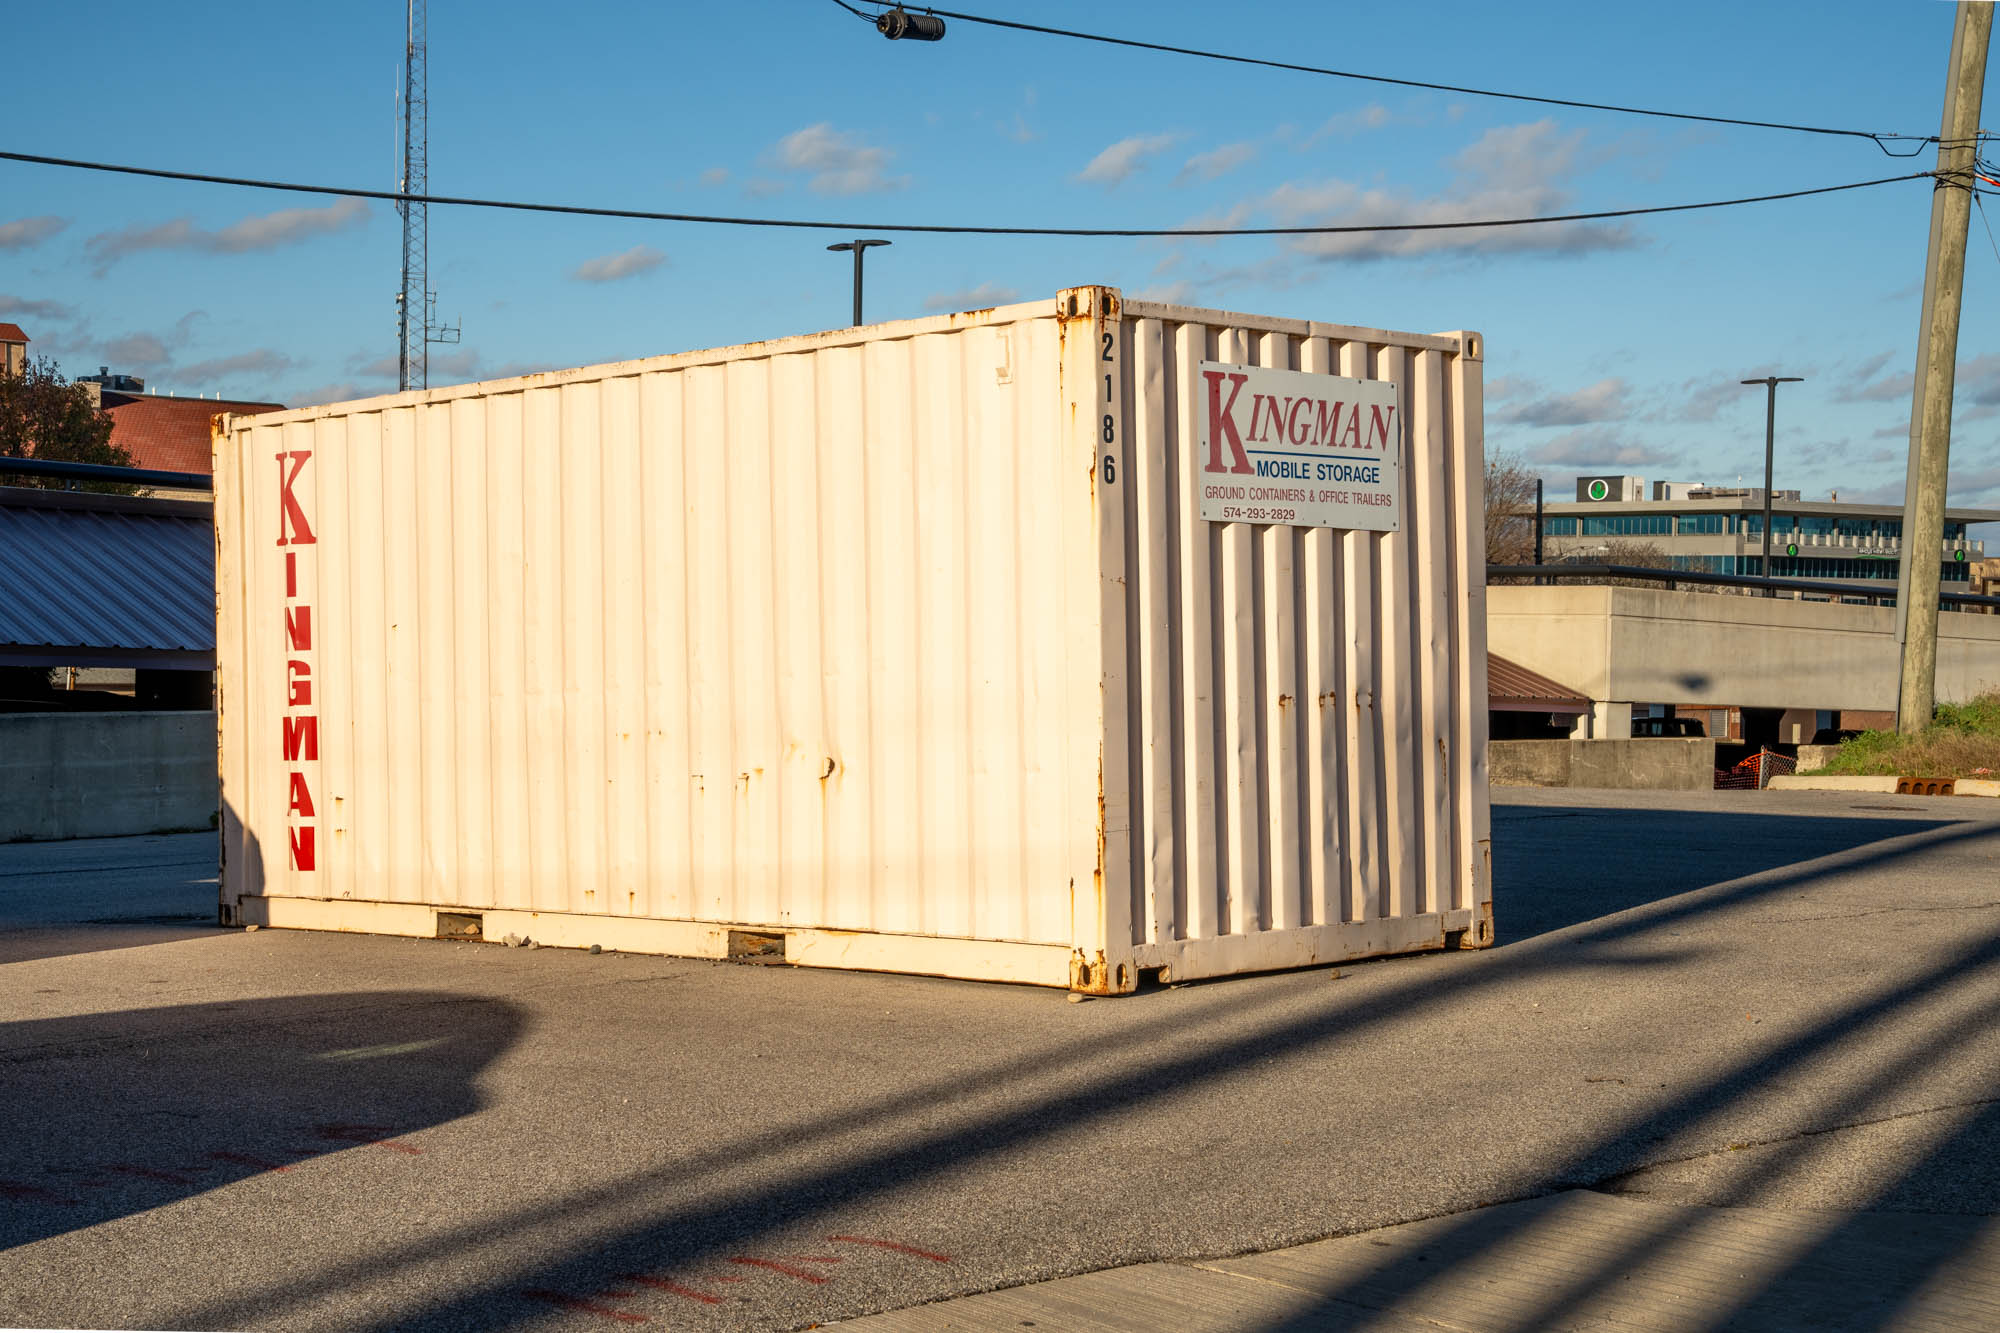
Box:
[1489, 585, 2000, 713]
[1489, 738, 1715, 791]
[0, 712, 218, 842]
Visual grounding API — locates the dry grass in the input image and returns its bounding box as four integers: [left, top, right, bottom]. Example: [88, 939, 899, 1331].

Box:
[1816, 690, 2000, 779]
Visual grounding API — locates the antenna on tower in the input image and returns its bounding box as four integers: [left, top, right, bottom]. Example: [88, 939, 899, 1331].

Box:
[396, 0, 458, 392]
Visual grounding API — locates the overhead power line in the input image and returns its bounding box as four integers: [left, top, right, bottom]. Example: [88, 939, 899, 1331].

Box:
[0, 148, 1935, 239]
[835, 2, 1940, 154]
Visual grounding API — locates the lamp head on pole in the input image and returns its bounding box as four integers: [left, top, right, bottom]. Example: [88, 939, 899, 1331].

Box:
[827, 239, 892, 327]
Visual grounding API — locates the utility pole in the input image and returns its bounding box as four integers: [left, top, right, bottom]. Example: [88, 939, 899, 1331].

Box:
[1897, 1, 1991, 733]
[826, 239, 890, 327]
[1741, 376, 1803, 592]
[1533, 477, 1544, 568]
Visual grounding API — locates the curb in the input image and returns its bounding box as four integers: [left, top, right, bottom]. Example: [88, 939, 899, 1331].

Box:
[1769, 775, 2000, 797]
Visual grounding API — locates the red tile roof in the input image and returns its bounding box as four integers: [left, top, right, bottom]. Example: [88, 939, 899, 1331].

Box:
[0, 323, 29, 344]
[100, 392, 285, 474]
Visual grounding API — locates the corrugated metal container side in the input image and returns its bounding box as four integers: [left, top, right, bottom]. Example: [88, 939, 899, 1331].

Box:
[216, 286, 1489, 993]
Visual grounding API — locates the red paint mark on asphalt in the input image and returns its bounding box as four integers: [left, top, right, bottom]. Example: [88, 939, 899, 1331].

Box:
[522, 1290, 647, 1323]
[107, 1163, 198, 1185]
[315, 1123, 422, 1154]
[830, 1234, 953, 1263]
[316, 1123, 394, 1140]
[0, 1180, 77, 1204]
[619, 1275, 722, 1306]
[783, 1255, 843, 1264]
[729, 1257, 830, 1284]
[210, 1150, 294, 1174]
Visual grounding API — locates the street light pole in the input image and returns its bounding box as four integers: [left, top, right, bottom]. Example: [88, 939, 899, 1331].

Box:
[1742, 376, 1803, 589]
[826, 238, 891, 327]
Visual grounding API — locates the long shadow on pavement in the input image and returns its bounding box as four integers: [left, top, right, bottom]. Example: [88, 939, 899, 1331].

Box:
[1254, 930, 2000, 1331]
[148, 805, 1999, 1332]
[0, 990, 525, 1251]
[1489, 800, 1958, 940]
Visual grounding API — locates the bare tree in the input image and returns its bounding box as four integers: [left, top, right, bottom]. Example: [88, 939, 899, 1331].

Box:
[1484, 450, 1539, 567]
[1554, 538, 1677, 587]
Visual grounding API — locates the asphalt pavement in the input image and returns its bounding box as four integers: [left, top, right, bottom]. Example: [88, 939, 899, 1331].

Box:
[2, 787, 1996, 1332]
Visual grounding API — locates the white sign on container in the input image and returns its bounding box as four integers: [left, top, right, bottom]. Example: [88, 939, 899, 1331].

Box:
[1196, 361, 1401, 531]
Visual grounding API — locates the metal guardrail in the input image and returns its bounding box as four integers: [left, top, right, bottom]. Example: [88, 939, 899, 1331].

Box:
[0, 457, 213, 491]
[1487, 563, 2000, 611]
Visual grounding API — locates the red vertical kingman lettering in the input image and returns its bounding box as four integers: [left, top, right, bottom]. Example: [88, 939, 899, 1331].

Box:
[279, 448, 319, 873]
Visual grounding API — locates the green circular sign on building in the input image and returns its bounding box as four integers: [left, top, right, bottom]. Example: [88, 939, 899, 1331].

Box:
[1786, 542, 1799, 557]
[1955, 549, 1968, 562]
[1586, 479, 1609, 501]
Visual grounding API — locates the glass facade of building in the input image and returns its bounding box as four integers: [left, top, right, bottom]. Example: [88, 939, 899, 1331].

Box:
[1579, 514, 1674, 536]
[1676, 514, 1729, 534]
[1543, 510, 1969, 545]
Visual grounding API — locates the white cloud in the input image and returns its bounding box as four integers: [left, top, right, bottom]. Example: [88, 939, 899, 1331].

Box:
[348, 351, 402, 380]
[1248, 120, 1638, 263]
[1075, 133, 1180, 187]
[0, 216, 68, 250]
[572, 245, 667, 283]
[1676, 376, 1759, 423]
[698, 167, 729, 187]
[1495, 378, 1630, 427]
[426, 348, 485, 380]
[0, 294, 76, 323]
[85, 198, 369, 274]
[923, 282, 1021, 313]
[1133, 280, 1199, 305]
[286, 381, 376, 408]
[767, 123, 906, 195]
[174, 348, 295, 384]
[1528, 428, 1667, 468]
[101, 333, 174, 369]
[331, 346, 558, 392]
[1175, 141, 1257, 186]
[1302, 104, 1393, 146]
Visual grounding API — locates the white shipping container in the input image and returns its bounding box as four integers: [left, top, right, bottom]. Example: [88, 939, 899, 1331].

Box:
[216, 287, 1490, 993]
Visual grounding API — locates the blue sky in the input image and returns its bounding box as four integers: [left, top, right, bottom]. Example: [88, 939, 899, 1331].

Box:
[4, 1, 1997, 513]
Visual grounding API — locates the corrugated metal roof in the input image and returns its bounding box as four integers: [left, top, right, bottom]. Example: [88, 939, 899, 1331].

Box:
[1489, 652, 1589, 713]
[0, 490, 213, 663]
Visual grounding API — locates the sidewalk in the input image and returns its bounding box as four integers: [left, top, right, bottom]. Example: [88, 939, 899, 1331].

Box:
[840, 1190, 2000, 1330]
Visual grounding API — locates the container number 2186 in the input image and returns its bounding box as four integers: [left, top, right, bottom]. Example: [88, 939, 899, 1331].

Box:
[1101, 332, 1117, 485]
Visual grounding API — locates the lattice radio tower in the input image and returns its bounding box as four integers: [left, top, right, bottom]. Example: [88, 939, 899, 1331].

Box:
[396, 0, 457, 392]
